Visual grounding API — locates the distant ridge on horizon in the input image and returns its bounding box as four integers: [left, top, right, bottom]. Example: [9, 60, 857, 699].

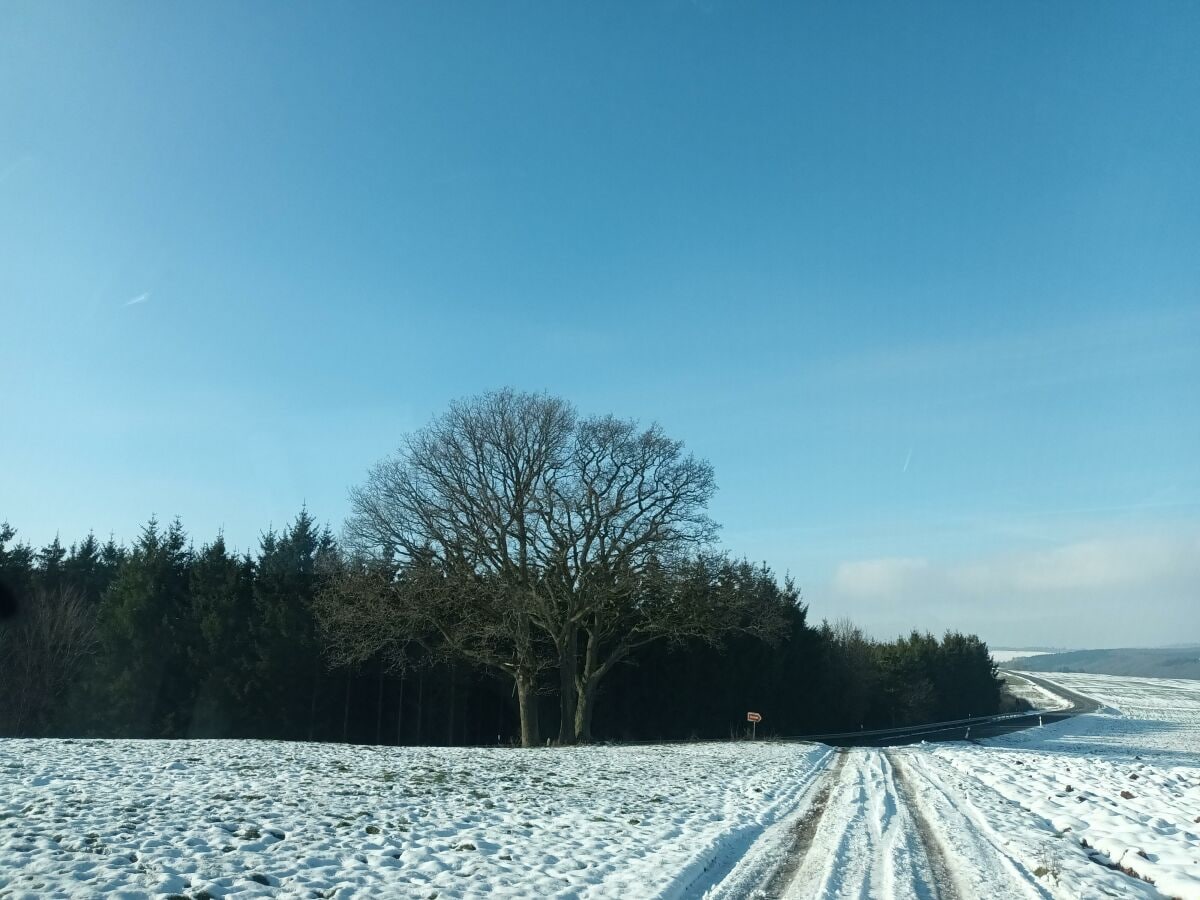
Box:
[1009, 647, 1200, 680]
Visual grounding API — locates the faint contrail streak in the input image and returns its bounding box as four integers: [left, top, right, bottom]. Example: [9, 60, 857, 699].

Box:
[902, 448, 912, 473]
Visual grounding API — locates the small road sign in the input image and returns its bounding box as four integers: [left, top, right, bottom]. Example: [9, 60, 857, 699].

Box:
[746, 711, 762, 740]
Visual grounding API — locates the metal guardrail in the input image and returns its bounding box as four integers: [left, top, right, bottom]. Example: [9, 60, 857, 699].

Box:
[610, 705, 1066, 748]
[771, 707, 1059, 744]
[610, 671, 1086, 748]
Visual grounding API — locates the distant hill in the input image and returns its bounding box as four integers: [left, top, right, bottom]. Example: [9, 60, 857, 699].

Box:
[1010, 647, 1200, 680]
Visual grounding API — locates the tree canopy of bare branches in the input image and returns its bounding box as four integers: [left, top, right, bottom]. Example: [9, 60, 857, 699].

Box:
[332, 389, 790, 745]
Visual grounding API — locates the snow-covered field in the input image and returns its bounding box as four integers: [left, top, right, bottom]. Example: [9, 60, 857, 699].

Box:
[4, 672, 1198, 899]
[715, 671, 1200, 899]
[916, 671, 1200, 898]
[1001, 671, 1073, 712]
[1003, 670, 1200, 761]
[0, 739, 828, 899]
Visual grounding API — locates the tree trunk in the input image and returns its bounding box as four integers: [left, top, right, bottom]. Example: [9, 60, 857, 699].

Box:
[375, 659, 385, 745]
[556, 625, 578, 745]
[308, 662, 320, 742]
[396, 671, 406, 745]
[447, 662, 457, 746]
[416, 669, 424, 744]
[575, 678, 597, 744]
[515, 671, 540, 747]
[574, 623, 602, 743]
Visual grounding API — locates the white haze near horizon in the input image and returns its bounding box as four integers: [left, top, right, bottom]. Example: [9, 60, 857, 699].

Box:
[805, 532, 1200, 649]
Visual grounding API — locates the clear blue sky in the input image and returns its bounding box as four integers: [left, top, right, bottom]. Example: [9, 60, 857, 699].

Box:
[2, 2, 1197, 647]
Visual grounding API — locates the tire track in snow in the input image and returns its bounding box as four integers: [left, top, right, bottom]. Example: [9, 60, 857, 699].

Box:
[903, 749, 1161, 900]
[756, 750, 850, 898]
[887, 752, 960, 900]
[776, 749, 940, 899]
[892, 750, 1053, 899]
[671, 745, 835, 900]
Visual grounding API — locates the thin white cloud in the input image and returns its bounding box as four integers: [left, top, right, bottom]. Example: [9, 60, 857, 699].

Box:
[123, 292, 151, 307]
[833, 557, 929, 597]
[823, 533, 1200, 646]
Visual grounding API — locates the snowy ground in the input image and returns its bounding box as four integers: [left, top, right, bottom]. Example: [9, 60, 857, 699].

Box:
[4, 672, 1198, 899]
[917, 671, 1200, 899]
[711, 672, 1200, 899]
[1001, 671, 1073, 712]
[0, 739, 828, 899]
[1001, 670, 1200, 762]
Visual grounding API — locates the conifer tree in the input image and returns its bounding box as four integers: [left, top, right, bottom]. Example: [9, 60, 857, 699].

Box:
[188, 535, 256, 736]
[249, 509, 339, 739]
[92, 517, 195, 736]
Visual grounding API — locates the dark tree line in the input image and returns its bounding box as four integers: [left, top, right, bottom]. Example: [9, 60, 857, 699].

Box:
[0, 392, 1002, 745]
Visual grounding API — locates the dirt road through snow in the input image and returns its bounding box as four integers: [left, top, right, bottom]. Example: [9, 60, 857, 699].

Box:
[751, 748, 1055, 899]
[776, 749, 946, 899]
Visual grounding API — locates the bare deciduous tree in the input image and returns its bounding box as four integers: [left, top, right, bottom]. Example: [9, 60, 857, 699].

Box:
[342, 390, 573, 746]
[530, 415, 721, 742]
[0, 585, 97, 736]
[335, 388, 787, 745]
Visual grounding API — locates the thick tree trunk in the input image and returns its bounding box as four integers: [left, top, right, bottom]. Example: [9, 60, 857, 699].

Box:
[575, 679, 597, 744]
[574, 624, 602, 743]
[556, 626, 578, 745]
[515, 672, 540, 748]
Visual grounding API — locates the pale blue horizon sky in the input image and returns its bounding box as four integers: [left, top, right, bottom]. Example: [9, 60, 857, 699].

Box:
[2, 2, 1198, 647]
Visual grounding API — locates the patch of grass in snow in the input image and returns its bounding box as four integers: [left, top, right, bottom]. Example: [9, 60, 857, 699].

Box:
[1034, 842, 1063, 882]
